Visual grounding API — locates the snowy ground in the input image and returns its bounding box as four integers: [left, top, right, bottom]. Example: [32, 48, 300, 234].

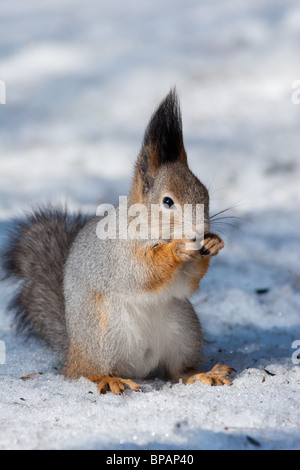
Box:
[0, 0, 300, 450]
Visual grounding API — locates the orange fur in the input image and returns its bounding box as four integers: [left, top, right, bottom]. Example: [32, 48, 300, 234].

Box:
[138, 240, 184, 293]
[92, 292, 108, 333]
[137, 239, 214, 294]
[63, 293, 109, 378]
[62, 343, 93, 378]
[189, 257, 211, 293]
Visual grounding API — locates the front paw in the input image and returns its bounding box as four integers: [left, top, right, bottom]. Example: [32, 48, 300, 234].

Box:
[200, 233, 224, 258]
[172, 238, 202, 263]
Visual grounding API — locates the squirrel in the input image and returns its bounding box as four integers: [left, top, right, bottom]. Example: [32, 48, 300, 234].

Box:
[1, 89, 235, 394]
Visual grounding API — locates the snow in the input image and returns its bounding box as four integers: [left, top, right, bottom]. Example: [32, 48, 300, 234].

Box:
[0, 0, 300, 450]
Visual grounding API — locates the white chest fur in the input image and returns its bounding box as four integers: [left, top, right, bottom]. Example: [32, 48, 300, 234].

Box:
[110, 284, 200, 379]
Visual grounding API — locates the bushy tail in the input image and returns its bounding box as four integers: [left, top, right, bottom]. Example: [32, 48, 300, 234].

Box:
[1, 207, 89, 356]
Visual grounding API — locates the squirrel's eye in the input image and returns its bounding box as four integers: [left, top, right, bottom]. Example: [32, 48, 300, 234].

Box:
[162, 196, 175, 208]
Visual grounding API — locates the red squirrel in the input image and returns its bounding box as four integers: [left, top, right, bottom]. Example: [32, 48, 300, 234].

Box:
[2, 90, 235, 394]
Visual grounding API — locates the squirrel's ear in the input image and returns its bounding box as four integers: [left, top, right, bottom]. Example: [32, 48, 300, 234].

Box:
[141, 88, 187, 171]
[131, 89, 188, 199]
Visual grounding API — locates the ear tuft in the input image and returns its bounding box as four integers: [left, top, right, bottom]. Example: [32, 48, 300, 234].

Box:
[142, 88, 187, 168]
[130, 89, 188, 203]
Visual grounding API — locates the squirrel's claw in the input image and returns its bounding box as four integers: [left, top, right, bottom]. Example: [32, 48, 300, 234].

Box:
[88, 376, 141, 395]
[200, 233, 224, 258]
[180, 363, 236, 387]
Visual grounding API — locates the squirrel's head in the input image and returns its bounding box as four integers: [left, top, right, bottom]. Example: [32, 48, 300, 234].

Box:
[129, 89, 210, 239]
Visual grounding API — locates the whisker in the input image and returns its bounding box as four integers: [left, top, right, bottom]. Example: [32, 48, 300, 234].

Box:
[209, 207, 238, 220]
[210, 214, 240, 220]
[209, 195, 252, 220]
[208, 200, 253, 241]
[181, 270, 193, 277]
[210, 219, 240, 228]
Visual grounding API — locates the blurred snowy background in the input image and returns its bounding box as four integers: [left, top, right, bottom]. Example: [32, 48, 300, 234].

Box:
[0, 0, 299, 450]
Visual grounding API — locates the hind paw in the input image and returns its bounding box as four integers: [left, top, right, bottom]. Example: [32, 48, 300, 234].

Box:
[180, 364, 236, 387]
[87, 375, 141, 395]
